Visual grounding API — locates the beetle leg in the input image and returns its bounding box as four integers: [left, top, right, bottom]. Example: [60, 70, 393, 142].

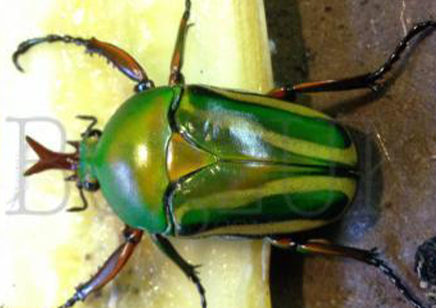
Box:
[12, 35, 155, 93]
[168, 0, 192, 85]
[268, 237, 428, 308]
[58, 226, 143, 308]
[151, 234, 206, 308]
[269, 20, 436, 101]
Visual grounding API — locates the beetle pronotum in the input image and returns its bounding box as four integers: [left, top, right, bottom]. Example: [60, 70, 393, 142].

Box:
[12, 0, 436, 307]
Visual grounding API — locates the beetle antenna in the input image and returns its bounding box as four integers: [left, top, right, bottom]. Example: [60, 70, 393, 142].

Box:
[77, 115, 98, 138]
[66, 187, 89, 212]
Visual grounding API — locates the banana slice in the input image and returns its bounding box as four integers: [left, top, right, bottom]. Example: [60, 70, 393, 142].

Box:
[0, 1, 273, 307]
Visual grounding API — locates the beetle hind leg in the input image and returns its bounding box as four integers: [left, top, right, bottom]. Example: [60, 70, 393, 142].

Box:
[268, 237, 428, 308]
[269, 20, 436, 101]
[12, 34, 155, 93]
[58, 226, 143, 308]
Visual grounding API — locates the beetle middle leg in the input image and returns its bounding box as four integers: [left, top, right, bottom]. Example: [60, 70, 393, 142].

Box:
[58, 226, 143, 308]
[168, 0, 192, 85]
[151, 234, 207, 308]
[269, 20, 436, 101]
[268, 237, 428, 308]
[12, 35, 155, 92]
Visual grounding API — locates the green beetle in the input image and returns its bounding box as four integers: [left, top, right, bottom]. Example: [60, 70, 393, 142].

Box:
[13, 1, 436, 307]
[75, 84, 358, 236]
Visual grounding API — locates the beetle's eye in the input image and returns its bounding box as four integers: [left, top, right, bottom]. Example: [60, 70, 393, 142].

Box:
[83, 181, 100, 192]
[134, 80, 154, 93]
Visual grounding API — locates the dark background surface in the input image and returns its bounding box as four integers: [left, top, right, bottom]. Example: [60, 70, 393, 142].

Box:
[264, 1, 436, 308]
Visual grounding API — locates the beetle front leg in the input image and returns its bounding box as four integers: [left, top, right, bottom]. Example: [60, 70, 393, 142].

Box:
[151, 234, 207, 308]
[58, 226, 143, 308]
[269, 20, 436, 101]
[268, 237, 429, 308]
[12, 35, 155, 92]
[168, 0, 192, 85]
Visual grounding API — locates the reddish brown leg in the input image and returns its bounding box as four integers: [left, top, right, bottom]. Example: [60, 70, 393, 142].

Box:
[12, 35, 154, 92]
[268, 74, 380, 101]
[268, 237, 428, 308]
[58, 226, 143, 308]
[168, 0, 192, 85]
[269, 21, 436, 101]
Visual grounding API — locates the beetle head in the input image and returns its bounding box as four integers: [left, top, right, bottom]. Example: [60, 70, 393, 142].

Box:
[24, 134, 101, 191]
[75, 128, 101, 192]
[24, 116, 103, 193]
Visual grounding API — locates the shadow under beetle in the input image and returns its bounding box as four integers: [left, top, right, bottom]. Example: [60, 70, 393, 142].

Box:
[12, 0, 436, 307]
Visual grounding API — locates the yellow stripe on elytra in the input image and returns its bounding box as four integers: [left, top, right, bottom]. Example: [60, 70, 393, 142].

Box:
[184, 218, 336, 237]
[174, 172, 356, 220]
[261, 123, 357, 166]
[208, 87, 331, 120]
[180, 104, 357, 166]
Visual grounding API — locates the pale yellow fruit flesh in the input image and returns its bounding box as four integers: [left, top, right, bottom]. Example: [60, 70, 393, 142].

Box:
[0, 1, 273, 307]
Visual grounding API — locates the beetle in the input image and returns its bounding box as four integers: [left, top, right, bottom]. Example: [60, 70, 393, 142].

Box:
[12, 0, 436, 307]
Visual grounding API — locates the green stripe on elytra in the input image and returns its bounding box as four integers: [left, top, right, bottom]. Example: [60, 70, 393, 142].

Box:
[188, 86, 351, 149]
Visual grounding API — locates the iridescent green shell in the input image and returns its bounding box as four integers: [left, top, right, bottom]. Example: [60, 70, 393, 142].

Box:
[85, 85, 358, 236]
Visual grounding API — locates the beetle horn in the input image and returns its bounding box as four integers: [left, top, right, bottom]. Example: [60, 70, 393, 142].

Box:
[24, 136, 79, 176]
